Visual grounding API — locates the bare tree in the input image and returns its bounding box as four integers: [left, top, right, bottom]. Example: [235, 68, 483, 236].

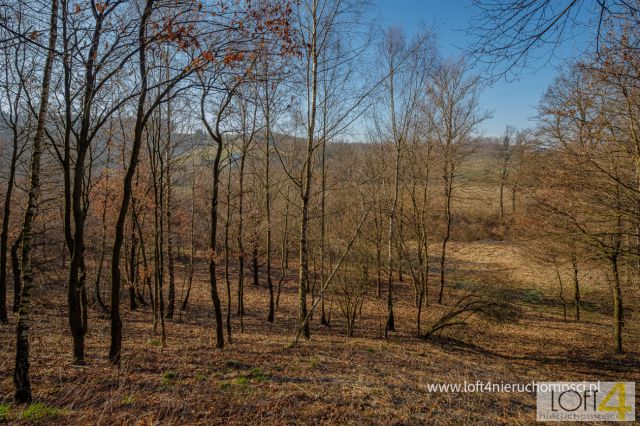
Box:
[425, 59, 488, 304]
[497, 125, 516, 222]
[14, 0, 59, 403]
[372, 27, 433, 334]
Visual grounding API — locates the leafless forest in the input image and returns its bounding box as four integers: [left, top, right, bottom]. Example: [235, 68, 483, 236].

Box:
[0, 0, 639, 424]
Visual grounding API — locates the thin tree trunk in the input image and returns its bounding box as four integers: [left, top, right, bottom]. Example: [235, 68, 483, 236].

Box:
[181, 159, 196, 312]
[206, 135, 224, 348]
[252, 243, 259, 287]
[610, 255, 623, 353]
[109, 0, 154, 365]
[14, 0, 58, 403]
[149, 109, 166, 344]
[320, 136, 328, 325]
[375, 204, 382, 298]
[265, 109, 274, 322]
[571, 249, 580, 322]
[384, 164, 397, 334]
[165, 70, 175, 320]
[438, 169, 453, 305]
[95, 140, 112, 313]
[0, 126, 19, 324]
[134, 208, 152, 309]
[237, 138, 247, 322]
[554, 260, 567, 322]
[298, 0, 319, 340]
[277, 180, 291, 309]
[199, 81, 231, 350]
[68, 0, 112, 364]
[11, 232, 22, 313]
[385, 56, 400, 336]
[499, 180, 505, 222]
[224, 156, 233, 342]
[128, 207, 138, 311]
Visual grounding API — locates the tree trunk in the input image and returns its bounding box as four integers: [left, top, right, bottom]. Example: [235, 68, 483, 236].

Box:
[67, 11, 108, 367]
[298, 0, 319, 340]
[128, 207, 138, 311]
[264, 91, 275, 322]
[277, 180, 291, 309]
[94, 141, 112, 314]
[320, 136, 328, 326]
[11, 232, 22, 313]
[165, 81, 175, 320]
[237, 141, 247, 320]
[610, 255, 623, 353]
[554, 260, 567, 322]
[571, 250, 580, 321]
[252, 244, 259, 287]
[0, 127, 19, 324]
[499, 180, 505, 221]
[224, 158, 233, 342]
[14, 0, 58, 403]
[438, 170, 453, 305]
[198, 82, 230, 350]
[109, 0, 154, 365]
[207, 135, 225, 349]
[181, 161, 196, 312]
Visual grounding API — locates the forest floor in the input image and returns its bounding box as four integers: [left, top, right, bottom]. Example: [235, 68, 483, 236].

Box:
[0, 240, 639, 425]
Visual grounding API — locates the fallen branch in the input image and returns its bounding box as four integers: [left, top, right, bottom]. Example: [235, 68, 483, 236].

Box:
[422, 295, 506, 340]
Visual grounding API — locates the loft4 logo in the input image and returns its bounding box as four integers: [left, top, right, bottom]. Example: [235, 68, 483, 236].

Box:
[536, 381, 636, 422]
[597, 383, 633, 420]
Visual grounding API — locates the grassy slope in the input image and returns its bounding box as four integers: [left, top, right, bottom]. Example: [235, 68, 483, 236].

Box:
[0, 248, 638, 425]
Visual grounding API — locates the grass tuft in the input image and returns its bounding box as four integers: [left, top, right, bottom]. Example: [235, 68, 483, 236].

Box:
[249, 367, 269, 382]
[519, 288, 544, 304]
[161, 371, 178, 385]
[0, 404, 9, 420]
[309, 356, 320, 369]
[233, 376, 249, 385]
[20, 403, 66, 422]
[121, 394, 136, 405]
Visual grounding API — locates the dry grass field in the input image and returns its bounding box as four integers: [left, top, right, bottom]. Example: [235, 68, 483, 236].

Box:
[1, 240, 638, 425]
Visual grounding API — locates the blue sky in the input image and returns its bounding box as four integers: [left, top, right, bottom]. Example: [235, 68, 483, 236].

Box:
[374, 0, 577, 137]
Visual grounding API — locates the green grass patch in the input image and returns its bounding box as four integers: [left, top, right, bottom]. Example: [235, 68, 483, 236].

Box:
[233, 376, 249, 386]
[220, 367, 270, 389]
[146, 338, 161, 347]
[20, 403, 66, 422]
[518, 288, 544, 304]
[121, 394, 136, 405]
[161, 371, 178, 385]
[308, 356, 320, 369]
[249, 367, 269, 382]
[0, 403, 10, 420]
